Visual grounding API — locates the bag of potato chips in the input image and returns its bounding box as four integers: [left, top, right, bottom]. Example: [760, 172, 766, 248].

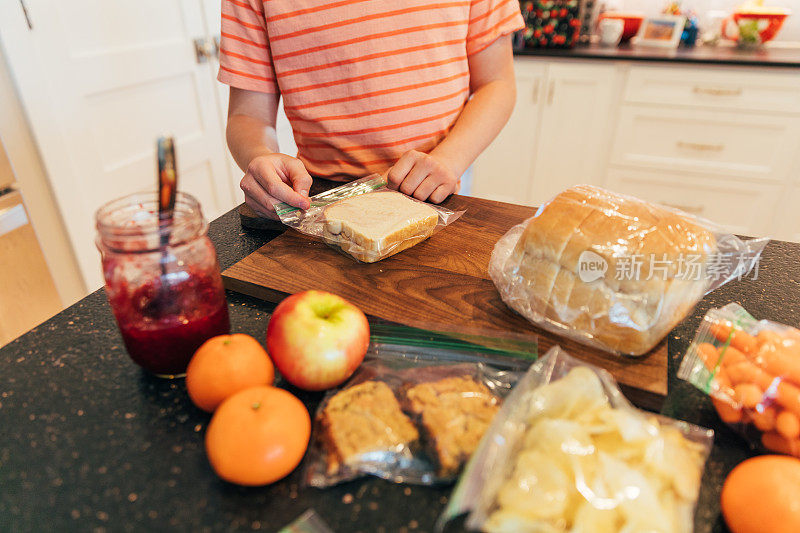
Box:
[439, 346, 714, 533]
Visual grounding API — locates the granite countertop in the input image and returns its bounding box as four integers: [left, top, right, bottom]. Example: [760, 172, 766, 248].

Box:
[2, 206, 800, 532]
[514, 41, 800, 68]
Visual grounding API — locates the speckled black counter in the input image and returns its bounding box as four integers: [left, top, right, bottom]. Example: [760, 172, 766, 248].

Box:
[2, 207, 798, 532]
[514, 41, 800, 68]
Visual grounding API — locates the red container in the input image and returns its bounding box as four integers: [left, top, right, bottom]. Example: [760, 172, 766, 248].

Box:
[599, 12, 645, 43]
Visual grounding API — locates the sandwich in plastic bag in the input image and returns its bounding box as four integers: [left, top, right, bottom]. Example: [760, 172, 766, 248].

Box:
[678, 303, 800, 457]
[304, 343, 532, 488]
[440, 346, 714, 533]
[273, 175, 464, 262]
[489, 185, 767, 356]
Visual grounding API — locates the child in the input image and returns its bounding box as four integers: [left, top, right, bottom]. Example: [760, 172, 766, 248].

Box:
[219, 0, 524, 218]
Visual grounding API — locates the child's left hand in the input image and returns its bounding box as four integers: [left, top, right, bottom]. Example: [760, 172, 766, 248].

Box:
[385, 150, 460, 204]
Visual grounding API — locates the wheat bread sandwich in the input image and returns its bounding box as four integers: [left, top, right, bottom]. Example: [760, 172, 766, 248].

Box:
[400, 375, 501, 477]
[321, 191, 439, 262]
[320, 380, 419, 475]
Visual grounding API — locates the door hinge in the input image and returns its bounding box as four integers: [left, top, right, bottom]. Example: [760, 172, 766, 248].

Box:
[19, 0, 33, 30]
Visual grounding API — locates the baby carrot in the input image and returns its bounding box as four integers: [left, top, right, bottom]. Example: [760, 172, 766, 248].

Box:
[762, 431, 800, 458]
[757, 329, 784, 350]
[776, 410, 800, 440]
[710, 321, 757, 355]
[751, 406, 777, 432]
[776, 381, 800, 420]
[696, 343, 721, 371]
[733, 383, 763, 410]
[712, 396, 742, 424]
[725, 360, 774, 390]
[758, 347, 800, 387]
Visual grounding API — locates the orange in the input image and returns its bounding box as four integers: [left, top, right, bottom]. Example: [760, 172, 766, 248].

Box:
[204, 386, 310, 486]
[186, 334, 274, 413]
[721, 455, 800, 533]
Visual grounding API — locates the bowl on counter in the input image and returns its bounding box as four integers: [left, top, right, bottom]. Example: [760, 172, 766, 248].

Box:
[598, 12, 645, 43]
[723, 7, 791, 45]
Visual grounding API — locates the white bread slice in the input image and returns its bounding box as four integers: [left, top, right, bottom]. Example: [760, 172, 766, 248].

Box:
[321, 191, 439, 262]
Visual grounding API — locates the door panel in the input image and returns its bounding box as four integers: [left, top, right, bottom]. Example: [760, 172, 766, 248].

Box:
[473, 59, 546, 205]
[0, 0, 234, 289]
[529, 62, 619, 206]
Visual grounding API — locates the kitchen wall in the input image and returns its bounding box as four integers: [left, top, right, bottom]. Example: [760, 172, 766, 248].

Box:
[614, 0, 800, 42]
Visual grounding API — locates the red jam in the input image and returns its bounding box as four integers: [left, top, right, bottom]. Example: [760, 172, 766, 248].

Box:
[106, 268, 230, 376]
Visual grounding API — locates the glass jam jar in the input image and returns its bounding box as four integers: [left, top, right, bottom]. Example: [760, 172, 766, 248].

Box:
[96, 192, 230, 377]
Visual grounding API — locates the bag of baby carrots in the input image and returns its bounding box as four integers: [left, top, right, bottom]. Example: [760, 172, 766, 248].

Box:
[678, 303, 800, 457]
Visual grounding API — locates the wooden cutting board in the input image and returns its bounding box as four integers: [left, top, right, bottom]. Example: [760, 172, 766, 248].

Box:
[223, 195, 668, 411]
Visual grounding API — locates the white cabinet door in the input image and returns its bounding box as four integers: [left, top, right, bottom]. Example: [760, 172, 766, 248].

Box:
[611, 105, 800, 182]
[605, 167, 782, 238]
[200, 0, 297, 205]
[0, 0, 235, 289]
[528, 62, 619, 206]
[473, 60, 547, 205]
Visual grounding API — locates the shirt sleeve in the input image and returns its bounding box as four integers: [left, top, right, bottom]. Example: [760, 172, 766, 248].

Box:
[466, 0, 525, 56]
[217, 0, 279, 93]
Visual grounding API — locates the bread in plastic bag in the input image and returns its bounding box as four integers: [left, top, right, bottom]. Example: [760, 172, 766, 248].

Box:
[274, 175, 464, 263]
[440, 346, 714, 533]
[303, 347, 531, 488]
[489, 184, 767, 356]
[678, 303, 800, 457]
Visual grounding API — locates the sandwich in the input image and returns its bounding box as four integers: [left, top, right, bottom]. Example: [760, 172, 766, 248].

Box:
[321, 191, 439, 262]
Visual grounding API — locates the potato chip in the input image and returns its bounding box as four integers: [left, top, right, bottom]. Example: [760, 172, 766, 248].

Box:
[483, 367, 708, 533]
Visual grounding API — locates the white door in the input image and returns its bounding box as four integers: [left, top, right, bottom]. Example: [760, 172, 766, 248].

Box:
[0, 0, 235, 290]
[528, 62, 619, 205]
[200, 0, 297, 206]
[473, 59, 547, 205]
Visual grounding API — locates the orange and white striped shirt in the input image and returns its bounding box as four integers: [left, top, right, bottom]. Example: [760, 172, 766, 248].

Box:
[218, 0, 523, 179]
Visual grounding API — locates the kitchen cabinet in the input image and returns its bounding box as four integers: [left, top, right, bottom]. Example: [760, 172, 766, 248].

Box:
[473, 62, 547, 205]
[474, 59, 619, 207]
[476, 57, 800, 240]
[529, 62, 619, 205]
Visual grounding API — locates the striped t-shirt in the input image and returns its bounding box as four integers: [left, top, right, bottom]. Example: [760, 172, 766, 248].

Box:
[218, 0, 524, 179]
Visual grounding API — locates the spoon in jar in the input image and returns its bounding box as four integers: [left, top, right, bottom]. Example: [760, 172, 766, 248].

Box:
[156, 136, 178, 310]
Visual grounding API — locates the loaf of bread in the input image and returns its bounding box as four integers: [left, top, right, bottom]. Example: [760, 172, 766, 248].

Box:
[321, 191, 438, 262]
[493, 185, 718, 355]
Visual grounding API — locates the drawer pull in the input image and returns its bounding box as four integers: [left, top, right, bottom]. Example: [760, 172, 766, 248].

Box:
[677, 141, 724, 152]
[532, 80, 540, 104]
[693, 86, 743, 97]
[547, 80, 555, 106]
[661, 202, 704, 215]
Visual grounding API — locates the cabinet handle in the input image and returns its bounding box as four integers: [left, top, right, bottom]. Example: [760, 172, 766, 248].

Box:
[547, 80, 555, 106]
[693, 86, 743, 97]
[661, 202, 704, 215]
[532, 80, 540, 104]
[677, 141, 724, 152]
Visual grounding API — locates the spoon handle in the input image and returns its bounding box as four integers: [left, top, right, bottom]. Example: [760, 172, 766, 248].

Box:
[157, 136, 177, 248]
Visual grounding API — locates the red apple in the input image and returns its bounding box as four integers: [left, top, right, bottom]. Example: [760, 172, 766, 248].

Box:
[266, 290, 369, 391]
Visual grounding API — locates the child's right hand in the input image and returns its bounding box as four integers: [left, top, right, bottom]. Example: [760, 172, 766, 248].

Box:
[240, 153, 313, 219]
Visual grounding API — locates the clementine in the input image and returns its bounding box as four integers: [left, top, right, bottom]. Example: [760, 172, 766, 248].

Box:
[721, 455, 800, 533]
[205, 386, 310, 486]
[186, 334, 274, 412]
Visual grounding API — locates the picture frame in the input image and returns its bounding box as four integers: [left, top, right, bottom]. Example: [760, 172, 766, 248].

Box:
[634, 15, 686, 48]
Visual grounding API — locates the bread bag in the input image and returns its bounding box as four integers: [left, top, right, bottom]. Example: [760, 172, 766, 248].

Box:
[274, 175, 463, 262]
[440, 346, 714, 533]
[679, 303, 800, 457]
[489, 185, 767, 356]
[303, 341, 532, 488]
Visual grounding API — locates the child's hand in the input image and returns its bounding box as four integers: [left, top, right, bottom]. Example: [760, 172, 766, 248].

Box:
[240, 153, 313, 219]
[386, 150, 459, 204]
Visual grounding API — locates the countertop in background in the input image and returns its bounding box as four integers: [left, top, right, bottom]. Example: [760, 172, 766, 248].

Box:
[515, 41, 800, 68]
